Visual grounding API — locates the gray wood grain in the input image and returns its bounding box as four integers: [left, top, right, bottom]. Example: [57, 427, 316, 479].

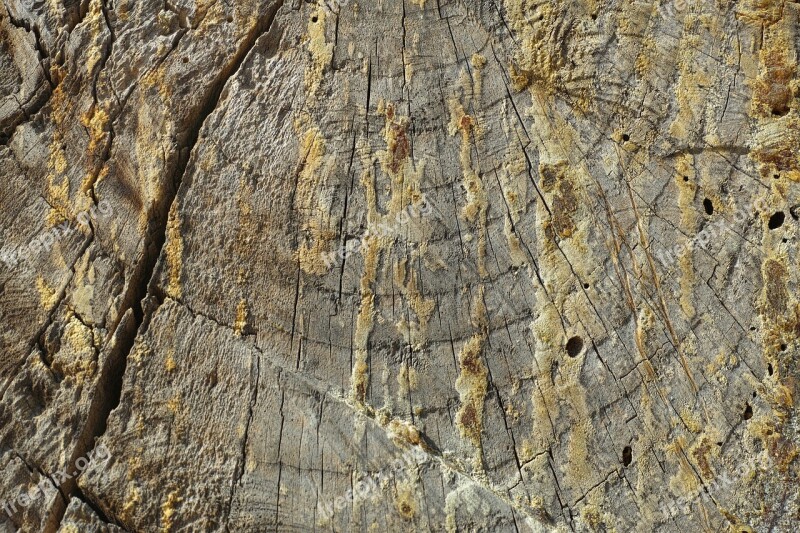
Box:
[1, 0, 798, 531]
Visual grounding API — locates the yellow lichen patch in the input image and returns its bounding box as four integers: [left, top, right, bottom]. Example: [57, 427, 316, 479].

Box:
[462, 166, 487, 228]
[455, 334, 487, 455]
[610, 129, 636, 152]
[470, 285, 488, 332]
[166, 395, 181, 415]
[387, 418, 423, 447]
[528, 304, 563, 450]
[186, 0, 225, 30]
[689, 435, 716, 480]
[394, 481, 417, 520]
[359, 105, 433, 353]
[705, 348, 731, 381]
[676, 157, 719, 331]
[745, 8, 800, 182]
[72, 266, 96, 321]
[298, 221, 335, 274]
[304, 7, 333, 101]
[377, 102, 427, 221]
[379, 103, 413, 212]
[164, 201, 183, 299]
[160, 489, 182, 532]
[72, 280, 95, 322]
[233, 299, 249, 335]
[580, 505, 603, 531]
[563, 420, 592, 493]
[736, 0, 787, 28]
[45, 157, 71, 227]
[635, 35, 658, 77]
[51, 317, 98, 380]
[505, 0, 595, 108]
[504, 398, 521, 422]
[140, 52, 173, 102]
[233, 175, 257, 285]
[84, 0, 107, 75]
[519, 94, 596, 353]
[470, 53, 486, 102]
[121, 484, 141, 524]
[508, 63, 531, 92]
[349, 106, 428, 402]
[35, 276, 59, 310]
[503, 0, 564, 93]
[669, 41, 713, 142]
[751, 116, 800, 180]
[79, 103, 111, 202]
[753, 241, 800, 471]
[128, 344, 153, 365]
[665, 436, 701, 497]
[539, 161, 578, 239]
[580, 486, 615, 532]
[398, 362, 418, 397]
[760, 257, 789, 321]
[131, 91, 173, 240]
[449, 97, 488, 277]
[678, 251, 696, 318]
[751, 31, 796, 119]
[165, 349, 177, 372]
[763, 375, 794, 412]
[393, 258, 435, 349]
[680, 406, 703, 434]
[293, 114, 335, 275]
[351, 357, 370, 405]
[471, 53, 487, 69]
[42, 62, 79, 227]
[350, 236, 380, 403]
[633, 447, 661, 530]
[760, 421, 798, 471]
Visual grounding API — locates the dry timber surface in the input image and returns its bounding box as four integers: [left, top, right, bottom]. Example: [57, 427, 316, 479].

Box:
[0, 0, 798, 531]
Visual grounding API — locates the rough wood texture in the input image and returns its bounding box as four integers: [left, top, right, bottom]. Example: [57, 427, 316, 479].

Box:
[1, 0, 799, 531]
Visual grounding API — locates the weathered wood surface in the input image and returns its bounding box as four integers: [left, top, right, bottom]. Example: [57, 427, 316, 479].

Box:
[1, 0, 798, 531]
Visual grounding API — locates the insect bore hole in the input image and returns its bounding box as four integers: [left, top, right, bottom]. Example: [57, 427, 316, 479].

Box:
[566, 336, 584, 358]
